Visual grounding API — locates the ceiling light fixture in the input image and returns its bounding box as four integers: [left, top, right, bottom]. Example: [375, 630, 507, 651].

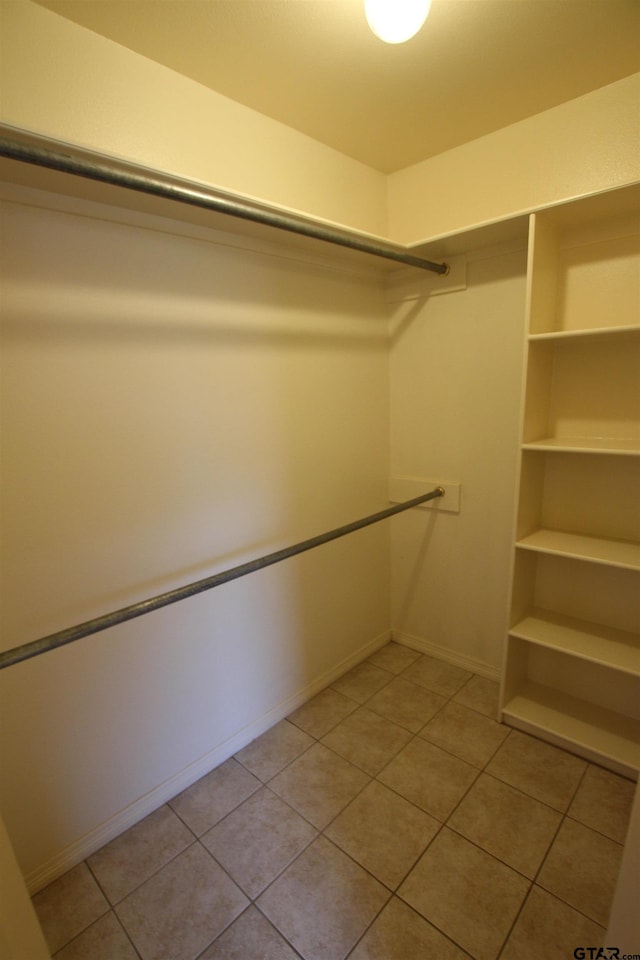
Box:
[364, 0, 432, 44]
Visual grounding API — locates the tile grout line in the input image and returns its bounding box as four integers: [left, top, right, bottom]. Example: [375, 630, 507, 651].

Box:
[114, 910, 145, 960]
[82, 859, 146, 960]
[344, 893, 476, 960]
[251, 840, 394, 960]
[494, 755, 606, 957]
[563, 812, 628, 846]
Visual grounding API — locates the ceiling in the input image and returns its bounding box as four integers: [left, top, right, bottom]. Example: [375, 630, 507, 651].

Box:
[32, 0, 640, 173]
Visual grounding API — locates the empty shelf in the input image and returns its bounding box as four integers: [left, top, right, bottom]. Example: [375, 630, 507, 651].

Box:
[522, 437, 640, 455]
[502, 681, 640, 778]
[529, 324, 640, 341]
[516, 529, 640, 570]
[509, 610, 640, 675]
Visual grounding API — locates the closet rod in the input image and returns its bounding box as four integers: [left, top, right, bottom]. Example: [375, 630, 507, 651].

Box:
[0, 487, 444, 671]
[0, 129, 448, 275]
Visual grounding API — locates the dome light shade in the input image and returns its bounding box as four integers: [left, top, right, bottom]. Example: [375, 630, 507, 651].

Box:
[364, 0, 432, 44]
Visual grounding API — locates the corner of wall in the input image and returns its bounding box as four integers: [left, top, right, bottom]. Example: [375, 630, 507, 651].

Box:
[386, 72, 640, 244]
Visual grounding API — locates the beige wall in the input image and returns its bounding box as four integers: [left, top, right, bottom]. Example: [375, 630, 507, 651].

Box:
[0, 0, 387, 237]
[388, 73, 640, 244]
[0, 187, 390, 885]
[388, 245, 528, 673]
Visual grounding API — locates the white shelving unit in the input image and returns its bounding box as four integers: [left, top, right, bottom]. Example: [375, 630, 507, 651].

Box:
[501, 184, 640, 779]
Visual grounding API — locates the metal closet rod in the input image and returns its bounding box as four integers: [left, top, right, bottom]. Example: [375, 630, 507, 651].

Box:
[0, 130, 448, 275]
[0, 487, 444, 671]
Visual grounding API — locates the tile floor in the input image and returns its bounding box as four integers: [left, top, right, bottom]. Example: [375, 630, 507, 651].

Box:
[32, 642, 636, 960]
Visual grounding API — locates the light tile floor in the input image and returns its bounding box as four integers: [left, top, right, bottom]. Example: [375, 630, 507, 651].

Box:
[32, 642, 636, 960]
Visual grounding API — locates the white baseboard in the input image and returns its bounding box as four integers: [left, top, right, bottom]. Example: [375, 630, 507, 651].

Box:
[392, 629, 501, 682]
[25, 629, 391, 894]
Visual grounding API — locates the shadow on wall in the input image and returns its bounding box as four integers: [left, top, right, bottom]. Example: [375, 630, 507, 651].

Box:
[0, 191, 391, 882]
[392, 508, 440, 632]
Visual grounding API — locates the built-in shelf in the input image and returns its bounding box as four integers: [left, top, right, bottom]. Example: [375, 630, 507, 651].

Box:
[502, 187, 640, 777]
[509, 610, 640, 675]
[502, 681, 640, 779]
[521, 333, 639, 454]
[516, 529, 640, 570]
[522, 437, 640, 455]
[529, 324, 640, 342]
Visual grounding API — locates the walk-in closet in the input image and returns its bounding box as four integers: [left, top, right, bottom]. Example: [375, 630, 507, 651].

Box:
[1, 2, 639, 958]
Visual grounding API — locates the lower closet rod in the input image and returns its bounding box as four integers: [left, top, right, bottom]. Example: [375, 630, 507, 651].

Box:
[0, 487, 444, 671]
[0, 128, 448, 275]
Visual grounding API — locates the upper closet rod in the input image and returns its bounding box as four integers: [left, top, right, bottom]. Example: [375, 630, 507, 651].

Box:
[0, 487, 444, 671]
[0, 128, 448, 275]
